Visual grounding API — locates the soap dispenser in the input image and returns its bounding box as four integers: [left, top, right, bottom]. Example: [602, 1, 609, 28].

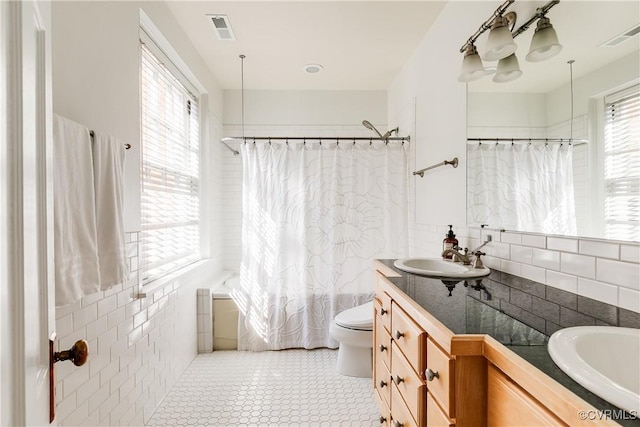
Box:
[443, 225, 458, 259]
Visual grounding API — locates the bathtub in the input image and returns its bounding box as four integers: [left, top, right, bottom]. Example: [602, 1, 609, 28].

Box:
[211, 276, 240, 350]
[197, 274, 240, 352]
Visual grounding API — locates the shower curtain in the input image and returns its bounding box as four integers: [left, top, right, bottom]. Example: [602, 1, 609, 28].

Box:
[467, 143, 576, 235]
[235, 140, 408, 351]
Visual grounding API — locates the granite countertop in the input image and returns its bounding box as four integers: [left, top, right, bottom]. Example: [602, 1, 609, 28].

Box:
[377, 259, 640, 427]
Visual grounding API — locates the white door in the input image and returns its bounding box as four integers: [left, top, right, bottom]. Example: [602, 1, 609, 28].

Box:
[0, 1, 55, 425]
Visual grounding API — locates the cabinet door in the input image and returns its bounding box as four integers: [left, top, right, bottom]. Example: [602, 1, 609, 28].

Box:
[376, 289, 392, 332]
[391, 302, 426, 374]
[426, 393, 453, 427]
[487, 365, 566, 426]
[426, 338, 454, 417]
[391, 384, 418, 427]
[374, 387, 391, 426]
[375, 352, 392, 408]
[375, 307, 392, 369]
[391, 344, 426, 425]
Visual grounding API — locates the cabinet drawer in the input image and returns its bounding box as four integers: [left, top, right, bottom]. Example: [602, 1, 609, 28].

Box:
[376, 291, 392, 332]
[426, 392, 454, 427]
[375, 315, 391, 369]
[391, 384, 418, 427]
[391, 344, 426, 424]
[375, 354, 391, 408]
[487, 364, 566, 426]
[391, 302, 426, 374]
[426, 338, 454, 417]
[374, 387, 391, 426]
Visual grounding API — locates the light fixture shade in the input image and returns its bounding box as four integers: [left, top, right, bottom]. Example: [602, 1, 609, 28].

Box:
[526, 17, 562, 62]
[458, 45, 493, 82]
[484, 16, 517, 61]
[493, 53, 522, 83]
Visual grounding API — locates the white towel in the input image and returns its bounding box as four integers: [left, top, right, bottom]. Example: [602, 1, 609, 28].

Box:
[53, 115, 101, 306]
[92, 131, 128, 290]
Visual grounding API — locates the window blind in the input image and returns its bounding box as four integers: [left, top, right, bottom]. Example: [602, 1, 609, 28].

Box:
[604, 84, 640, 241]
[140, 38, 200, 283]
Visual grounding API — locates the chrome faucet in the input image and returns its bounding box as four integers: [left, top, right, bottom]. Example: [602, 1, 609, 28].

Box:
[441, 247, 472, 265]
[442, 246, 488, 269]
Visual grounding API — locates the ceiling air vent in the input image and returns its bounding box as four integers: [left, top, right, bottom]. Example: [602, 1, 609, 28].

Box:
[601, 23, 640, 47]
[207, 14, 236, 41]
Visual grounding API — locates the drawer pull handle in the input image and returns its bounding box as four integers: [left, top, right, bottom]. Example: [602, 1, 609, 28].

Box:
[394, 330, 404, 340]
[426, 368, 440, 381]
[379, 379, 387, 388]
[379, 415, 387, 424]
[379, 307, 387, 316]
[379, 344, 387, 352]
[393, 420, 403, 427]
[393, 375, 404, 385]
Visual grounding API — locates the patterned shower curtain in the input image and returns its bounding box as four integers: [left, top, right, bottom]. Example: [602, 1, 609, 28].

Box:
[467, 142, 576, 235]
[234, 140, 408, 351]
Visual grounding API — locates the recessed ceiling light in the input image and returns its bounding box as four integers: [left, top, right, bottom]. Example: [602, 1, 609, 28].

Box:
[303, 64, 323, 74]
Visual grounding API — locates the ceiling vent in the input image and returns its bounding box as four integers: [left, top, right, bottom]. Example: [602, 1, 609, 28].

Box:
[207, 14, 236, 41]
[601, 23, 640, 47]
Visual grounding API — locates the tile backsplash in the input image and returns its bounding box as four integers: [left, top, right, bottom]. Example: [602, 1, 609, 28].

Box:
[410, 224, 640, 314]
[476, 270, 640, 337]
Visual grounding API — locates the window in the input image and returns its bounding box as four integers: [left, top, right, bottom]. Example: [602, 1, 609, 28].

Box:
[140, 31, 200, 283]
[603, 84, 640, 241]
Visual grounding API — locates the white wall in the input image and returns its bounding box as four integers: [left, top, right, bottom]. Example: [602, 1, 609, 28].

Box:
[222, 89, 387, 272]
[51, 1, 226, 425]
[224, 89, 387, 126]
[468, 92, 547, 129]
[547, 50, 640, 124]
[388, 2, 476, 229]
[388, 1, 640, 314]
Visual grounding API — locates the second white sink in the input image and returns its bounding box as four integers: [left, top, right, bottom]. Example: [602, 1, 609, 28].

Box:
[393, 257, 491, 279]
[548, 326, 640, 414]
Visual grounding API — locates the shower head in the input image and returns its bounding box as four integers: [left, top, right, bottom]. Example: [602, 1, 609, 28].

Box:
[362, 120, 384, 138]
[381, 127, 399, 139]
[362, 120, 399, 140]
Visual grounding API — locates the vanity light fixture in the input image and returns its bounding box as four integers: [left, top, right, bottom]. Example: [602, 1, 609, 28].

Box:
[458, 0, 561, 84]
[458, 44, 493, 82]
[526, 16, 562, 62]
[483, 12, 518, 61]
[493, 53, 522, 83]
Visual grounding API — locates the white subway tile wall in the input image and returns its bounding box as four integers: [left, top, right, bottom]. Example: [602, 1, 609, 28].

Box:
[54, 232, 200, 426]
[408, 223, 640, 314]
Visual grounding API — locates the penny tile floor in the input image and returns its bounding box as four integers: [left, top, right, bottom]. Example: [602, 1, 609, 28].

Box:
[146, 349, 378, 426]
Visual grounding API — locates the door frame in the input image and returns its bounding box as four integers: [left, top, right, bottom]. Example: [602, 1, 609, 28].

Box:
[1, 1, 54, 425]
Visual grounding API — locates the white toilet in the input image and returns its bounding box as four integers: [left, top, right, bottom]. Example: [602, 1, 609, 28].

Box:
[329, 301, 374, 378]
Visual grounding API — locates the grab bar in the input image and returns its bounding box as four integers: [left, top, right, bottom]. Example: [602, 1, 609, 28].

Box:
[413, 157, 458, 177]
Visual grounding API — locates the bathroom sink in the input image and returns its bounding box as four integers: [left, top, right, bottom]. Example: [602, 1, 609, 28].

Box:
[393, 257, 490, 279]
[548, 326, 640, 414]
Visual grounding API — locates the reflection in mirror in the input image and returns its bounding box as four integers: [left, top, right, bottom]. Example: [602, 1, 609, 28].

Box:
[466, 1, 639, 242]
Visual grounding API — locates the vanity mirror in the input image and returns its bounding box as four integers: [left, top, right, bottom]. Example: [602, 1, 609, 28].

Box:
[466, 1, 639, 242]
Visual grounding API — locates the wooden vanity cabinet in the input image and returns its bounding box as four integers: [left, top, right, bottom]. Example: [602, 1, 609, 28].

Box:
[374, 271, 457, 427]
[487, 364, 566, 426]
[373, 261, 618, 427]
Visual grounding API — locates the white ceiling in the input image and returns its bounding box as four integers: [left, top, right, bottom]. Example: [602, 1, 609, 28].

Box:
[166, 1, 639, 93]
[165, 1, 446, 90]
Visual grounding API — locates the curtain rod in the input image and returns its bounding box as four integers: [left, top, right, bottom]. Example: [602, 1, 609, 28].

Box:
[220, 135, 411, 156]
[467, 137, 587, 145]
[89, 130, 132, 150]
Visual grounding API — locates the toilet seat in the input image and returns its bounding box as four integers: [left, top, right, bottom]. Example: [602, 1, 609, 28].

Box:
[335, 301, 373, 331]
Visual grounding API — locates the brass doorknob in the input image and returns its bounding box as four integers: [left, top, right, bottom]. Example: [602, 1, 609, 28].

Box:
[54, 340, 88, 366]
